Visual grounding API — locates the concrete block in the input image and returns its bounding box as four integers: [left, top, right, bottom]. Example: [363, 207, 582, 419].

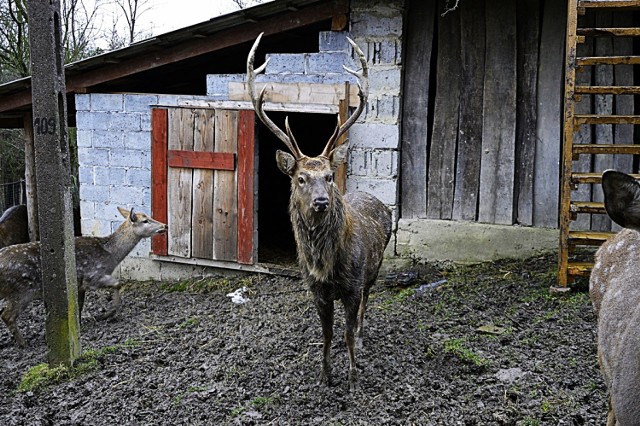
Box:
[94, 166, 126, 186]
[125, 131, 151, 151]
[92, 130, 124, 149]
[81, 218, 111, 237]
[348, 149, 371, 177]
[126, 168, 151, 187]
[95, 202, 125, 220]
[141, 113, 152, 131]
[206, 74, 245, 96]
[79, 200, 95, 220]
[110, 185, 145, 206]
[109, 149, 145, 168]
[265, 54, 305, 75]
[370, 67, 401, 94]
[75, 94, 91, 111]
[124, 94, 158, 112]
[142, 188, 151, 207]
[346, 177, 397, 205]
[306, 52, 355, 74]
[319, 31, 349, 52]
[348, 123, 400, 149]
[76, 129, 92, 148]
[395, 219, 558, 263]
[91, 94, 124, 112]
[108, 112, 141, 131]
[78, 148, 109, 166]
[79, 184, 109, 203]
[350, 12, 403, 38]
[366, 95, 400, 123]
[76, 111, 108, 131]
[78, 166, 93, 185]
[372, 149, 398, 178]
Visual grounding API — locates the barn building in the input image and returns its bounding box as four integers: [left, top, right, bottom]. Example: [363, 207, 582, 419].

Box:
[0, 0, 637, 282]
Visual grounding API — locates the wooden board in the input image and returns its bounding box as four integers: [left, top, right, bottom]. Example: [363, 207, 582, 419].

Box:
[400, 0, 435, 219]
[514, 0, 540, 226]
[479, 0, 517, 225]
[229, 82, 360, 106]
[452, 0, 486, 221]
[213, 109, 239, 261]
[237, 109, 256, 265]
[168, 150, 234, 170]
[167, 108, 195, 257]
[191, 109, 216, 259]
[612, 10, 634, 171]
[592, 10, 614, 232]
[533, 0, 566, 228]
[151, 108, 168, 256]
[427, 1, 461, 220]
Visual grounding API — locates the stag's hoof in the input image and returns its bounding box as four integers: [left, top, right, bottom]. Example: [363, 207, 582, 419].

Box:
[348, 369, 359, 392]
[319, 369, 332, 387]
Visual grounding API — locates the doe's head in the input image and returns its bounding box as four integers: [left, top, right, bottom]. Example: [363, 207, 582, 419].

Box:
[117, 206, 167, 238]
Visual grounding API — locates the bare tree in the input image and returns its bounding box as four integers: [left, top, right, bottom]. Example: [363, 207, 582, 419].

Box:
[113, 0, 151, 44]
[0, 0, 29, 80]
[230, 0, 266, 9]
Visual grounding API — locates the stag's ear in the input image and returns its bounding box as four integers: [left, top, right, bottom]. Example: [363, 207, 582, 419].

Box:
[276, 150, 296, 176]
[602, 170, 640, 231]
[329, 142, 349, 170]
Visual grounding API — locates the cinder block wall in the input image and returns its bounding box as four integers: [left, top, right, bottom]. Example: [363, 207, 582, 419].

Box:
[75, 2, 405, 279]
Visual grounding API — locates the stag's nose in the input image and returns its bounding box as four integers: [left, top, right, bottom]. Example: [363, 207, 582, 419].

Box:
[313, 197, 329, 212]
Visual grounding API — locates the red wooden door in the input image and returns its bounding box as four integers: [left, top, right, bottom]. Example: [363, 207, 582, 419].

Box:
[151, 107, 256, 264]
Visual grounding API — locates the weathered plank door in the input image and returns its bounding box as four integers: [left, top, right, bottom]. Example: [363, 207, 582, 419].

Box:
[150, 107, 256, 264]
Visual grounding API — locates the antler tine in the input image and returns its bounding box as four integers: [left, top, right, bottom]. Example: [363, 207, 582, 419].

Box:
[247, 32, 303, 159]
[321, 37, 369, 158]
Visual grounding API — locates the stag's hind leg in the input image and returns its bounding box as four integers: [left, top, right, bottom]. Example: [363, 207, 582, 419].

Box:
[344, 294, 361, 392]
[355, 279, 375, 348]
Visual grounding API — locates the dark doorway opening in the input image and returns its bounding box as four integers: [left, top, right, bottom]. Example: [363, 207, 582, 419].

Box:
[256, 111, 337, 267]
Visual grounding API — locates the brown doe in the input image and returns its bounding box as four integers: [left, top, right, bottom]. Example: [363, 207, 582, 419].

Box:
[247, 33, 392, 390]
[589, 170, 640, 425]
[0, 207, 166, 346]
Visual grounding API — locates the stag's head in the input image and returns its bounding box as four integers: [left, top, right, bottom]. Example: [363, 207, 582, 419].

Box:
[247, 33, 368, 215]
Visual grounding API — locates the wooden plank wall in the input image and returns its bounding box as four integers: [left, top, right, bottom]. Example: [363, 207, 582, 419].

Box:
[401, 0, 637, 230]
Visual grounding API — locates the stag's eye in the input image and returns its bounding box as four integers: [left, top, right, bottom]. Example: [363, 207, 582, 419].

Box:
[325, 174, 333, 183]
[298, 176, 305, 185]
[142, 219, 149, 224]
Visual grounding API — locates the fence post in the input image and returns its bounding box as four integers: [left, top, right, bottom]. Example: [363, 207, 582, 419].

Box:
[27, 0, 81, 366]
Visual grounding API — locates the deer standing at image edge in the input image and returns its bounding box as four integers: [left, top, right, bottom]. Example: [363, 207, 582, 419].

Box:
[0, 207, 166, 347]
[247, 33, 392, 391]
[589, 170, 640, 426]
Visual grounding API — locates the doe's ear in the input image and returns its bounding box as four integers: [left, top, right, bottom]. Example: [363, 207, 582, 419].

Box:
[276, 150, 296, 176]
[329, 141, 349, 170]
[117, 206, 130, 219]
[602, 170, 640, 231]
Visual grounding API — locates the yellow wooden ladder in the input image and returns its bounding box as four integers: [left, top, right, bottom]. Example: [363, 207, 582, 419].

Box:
[558, 0, 640, 288]
[558, 0, 640, 289]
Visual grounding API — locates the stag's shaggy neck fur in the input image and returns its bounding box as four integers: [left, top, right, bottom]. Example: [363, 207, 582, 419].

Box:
[103, 219, 143, 264]
[289, 184, 352, 284]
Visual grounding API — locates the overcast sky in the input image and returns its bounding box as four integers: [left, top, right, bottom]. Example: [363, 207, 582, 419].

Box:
[108, 0, 273, 37]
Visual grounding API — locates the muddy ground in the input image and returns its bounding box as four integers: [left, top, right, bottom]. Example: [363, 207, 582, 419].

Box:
[1, 254, 607, 425]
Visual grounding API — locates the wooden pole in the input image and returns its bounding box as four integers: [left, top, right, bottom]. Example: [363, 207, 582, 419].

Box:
[22, 112, 39, 242]
[27, 0, 80, 366]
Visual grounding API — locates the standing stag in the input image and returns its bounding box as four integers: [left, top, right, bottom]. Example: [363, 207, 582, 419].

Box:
[590, 170, 640, 425]
[247, 33, 392, 390]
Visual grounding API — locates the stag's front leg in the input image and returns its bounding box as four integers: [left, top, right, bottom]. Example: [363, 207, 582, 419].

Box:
[315, 298, 334, 386]
[344, 295, 360, 391]
[94, 275, 121, 320]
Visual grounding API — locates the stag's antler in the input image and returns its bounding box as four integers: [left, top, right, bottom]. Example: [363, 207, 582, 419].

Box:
[320, 38, 369, 158]
[247, 33, 368, 159]
[247, 33, 304, 159]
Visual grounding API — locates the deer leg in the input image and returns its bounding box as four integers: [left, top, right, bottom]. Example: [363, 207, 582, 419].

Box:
[356, 282, 373, 348]
[77, 282, 86, 320]
[1, 298, 28, 347]
[315, 299, 334, 386]
[93, 275, 121, 321]
[344, 297, 360, 392]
